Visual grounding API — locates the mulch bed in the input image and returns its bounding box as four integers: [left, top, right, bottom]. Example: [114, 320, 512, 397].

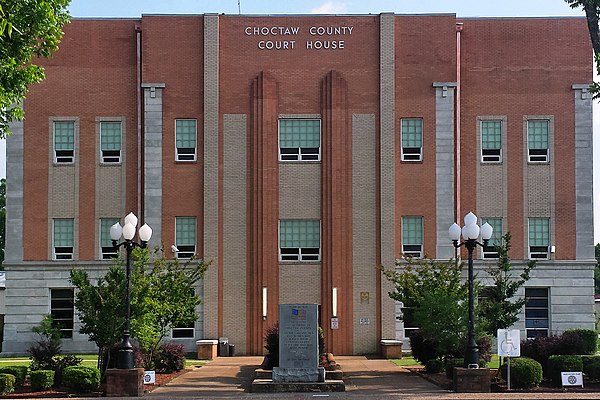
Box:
[404, 364, 600, 393]
[0, 368, 192, 398]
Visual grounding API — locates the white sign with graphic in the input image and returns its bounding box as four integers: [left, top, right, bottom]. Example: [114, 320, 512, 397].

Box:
[144, 371, 156, 385]
[497, 329, 520, 357]
[561, 372, 583, 387]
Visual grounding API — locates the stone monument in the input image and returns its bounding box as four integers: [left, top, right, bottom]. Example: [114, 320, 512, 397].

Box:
[273, 304, 325, 383]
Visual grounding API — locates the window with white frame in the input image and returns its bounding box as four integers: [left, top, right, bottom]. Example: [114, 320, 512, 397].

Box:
[401, 118, 423, 161]
[100, 218, 119, 259]
[279, 119, 320, 161]
[53, 219, 74, 260]
[172, 289, 196, 338]
[279, 220, 321, 261]
[175, 119, 197, 161]
[402, 216, 423, 258]
[481, 218, 503, 259]
[525, 287, 549, 338]
[481, 120, 502, 162]
[527, 120, 549, 163]
[54, 121, 75, 163]
[176, 217, 196, 259]
[100, 122, 121, 163]
[50, 289, 74, 338]
[528, 218, 550, 260]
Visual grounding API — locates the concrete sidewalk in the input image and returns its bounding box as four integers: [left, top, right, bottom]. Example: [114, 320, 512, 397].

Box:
[145, 356, 600, 399]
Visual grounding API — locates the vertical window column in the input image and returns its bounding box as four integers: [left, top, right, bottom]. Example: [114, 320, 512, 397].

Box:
[50, 289, 74, 338]
[176, 217, 197, 259]
[54, 121, 75, 163]
[401, 216, 423, 258]
[525, 287, 549, 338]
[175, 119, 197, 161]
[481, 120, 502, 162]
[527, 120, 549, 162]
[100, 122, 122, 163]
[100, 218, 119, 259]
[53, 219, 74, 260]
[400, 118, 423, 161]
[528, 218, 550, 259]
[481, 218, 503, 259]
[279, 220, 321, 261]
[279, 119, 321, 161]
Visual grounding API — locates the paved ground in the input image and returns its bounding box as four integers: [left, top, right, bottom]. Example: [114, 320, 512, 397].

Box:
[144, 356, 600, 399]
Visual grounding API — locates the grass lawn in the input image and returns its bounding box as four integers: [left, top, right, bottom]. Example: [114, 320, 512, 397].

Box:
[0, 355, 204, 370]
[391, 354, 501, 369]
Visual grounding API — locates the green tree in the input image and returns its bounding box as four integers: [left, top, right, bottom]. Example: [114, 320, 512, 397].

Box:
[130, 248, 208, 369]
[70, 247, 209, 374]
[382, 257, 472, 361]
[0, 178, 5, 269]
[566, 0, 600, 97]
[478, 233, 536, 337]
[0, 0, 71, 137]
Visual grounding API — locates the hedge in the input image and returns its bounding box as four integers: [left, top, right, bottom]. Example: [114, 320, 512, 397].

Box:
[0, 374, 15, 395]
[30, 370, 55, 392]
[0, 366, 27, 387]
[62, 366, 100, 393]
[547, 355, 583, 386]
[500, 357, 543, 389]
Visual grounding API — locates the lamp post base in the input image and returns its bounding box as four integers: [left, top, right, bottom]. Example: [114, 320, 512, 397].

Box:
[106, 368, 144, 397]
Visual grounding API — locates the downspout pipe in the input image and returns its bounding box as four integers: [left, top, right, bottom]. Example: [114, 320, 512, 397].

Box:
[135, 23, 142, 220]
[455, 23, 463, 224]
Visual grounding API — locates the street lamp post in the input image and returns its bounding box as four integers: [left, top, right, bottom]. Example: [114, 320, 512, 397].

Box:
[110, 212, 152, 369]
[449, 212, 493, 369]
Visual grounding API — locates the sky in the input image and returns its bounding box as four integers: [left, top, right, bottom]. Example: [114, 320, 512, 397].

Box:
[5, 0, 599, 238]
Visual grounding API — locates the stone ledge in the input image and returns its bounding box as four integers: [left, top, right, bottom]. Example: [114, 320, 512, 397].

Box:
[254, 368, 343, 380]
[251, 379, 345, 393]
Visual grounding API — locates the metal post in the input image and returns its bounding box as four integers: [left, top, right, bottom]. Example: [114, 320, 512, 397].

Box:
[465, 238, 479, 368]
[118, 241, 134, 369]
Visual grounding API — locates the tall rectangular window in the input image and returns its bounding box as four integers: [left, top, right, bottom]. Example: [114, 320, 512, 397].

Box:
[481, 218, 503, 259]
[525, 287, 549, 338]
[527, 120, 549, 162]
[401, 118, 423, 161]
[175, 217, 196, 259]
[175, 119, 197, 162]
[172, 289, 196, 339]
[279, 220, 321, 261]
[402, 216, 423, 258]
[481, 120, 502, 162]
[50, 289, 74, 339]
[279, 119, 320, 161]
[529, 218, 550, 259]
[100, 122, 121, 163]
[53, 219, 74, 260]
[100, 218, 119, 259]
[54, 121, 75, 163]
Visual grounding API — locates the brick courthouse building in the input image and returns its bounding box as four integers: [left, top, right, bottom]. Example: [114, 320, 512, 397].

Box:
[2, 12, 596, 355]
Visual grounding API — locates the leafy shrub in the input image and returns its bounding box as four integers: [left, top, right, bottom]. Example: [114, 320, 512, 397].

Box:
[547, 355, 583, 386]
[0, 374, 15, 395]
[62, 366, 100, 393]
[409, 330, 441, 365]
[53, 355, 82, 386]
[500, 357, 543, 388]
[521, 336, 563, 373]
[425, 359, 445, 373]
[0, 366, 27, 387]
[155, 343, 186, 373]
[30, 370, 55, 391]
[583, 355, 600, 380]
[563, 329, 597, 355]
[262, 324, 279, 369]
[445, 358, 463, 379]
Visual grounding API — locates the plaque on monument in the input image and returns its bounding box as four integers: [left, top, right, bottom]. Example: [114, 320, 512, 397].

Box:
[272, 304, 325, 383]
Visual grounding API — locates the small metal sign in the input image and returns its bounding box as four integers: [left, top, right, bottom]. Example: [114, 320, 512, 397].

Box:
[561, 372, 583, 387]
[360, 292, 370, 304]
[497, 329, 520, 357]
[331, 317, 339, 330]
[144, 371, 156, 384]
[359, 317, 370, 325]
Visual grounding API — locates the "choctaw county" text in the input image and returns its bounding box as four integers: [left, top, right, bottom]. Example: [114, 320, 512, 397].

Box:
[244, 25, 354, 50]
